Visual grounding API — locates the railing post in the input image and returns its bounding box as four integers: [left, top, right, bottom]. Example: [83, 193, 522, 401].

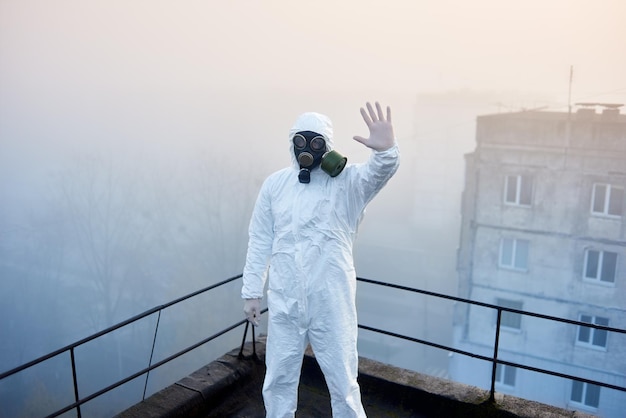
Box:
[489, 308, 502, 403]
[143, 310, 162, 401]
[70, 347, 82, 418]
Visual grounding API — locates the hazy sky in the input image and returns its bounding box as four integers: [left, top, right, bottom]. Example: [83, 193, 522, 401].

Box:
[1, 0, 625, 208]
[2, 0, 624, 95]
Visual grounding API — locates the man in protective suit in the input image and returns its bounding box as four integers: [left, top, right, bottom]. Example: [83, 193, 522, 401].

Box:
[241, 102, 400, 417]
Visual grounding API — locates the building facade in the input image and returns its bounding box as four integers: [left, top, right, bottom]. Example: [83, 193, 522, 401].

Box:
[451, 104, 626, 418]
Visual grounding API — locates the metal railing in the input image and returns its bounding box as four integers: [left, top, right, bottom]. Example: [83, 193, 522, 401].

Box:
[2, 275, 625, 417]
[0, 274, 249, 418]
[356, 277, 626, 403]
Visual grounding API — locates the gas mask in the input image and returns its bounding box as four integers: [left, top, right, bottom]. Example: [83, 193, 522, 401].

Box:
[293, 131, 347, 184]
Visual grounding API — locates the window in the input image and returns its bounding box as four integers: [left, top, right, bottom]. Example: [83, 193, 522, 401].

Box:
[583, 249, 617, 284]
[591, 183, 623, 217]
[496, 298, 523, 330]
[505, 175, 532, 206]
[499, 238, 529, 271]
[570, 380, 600, 408]
[576, 314, 609, 349]
[495, 364, 517, 387]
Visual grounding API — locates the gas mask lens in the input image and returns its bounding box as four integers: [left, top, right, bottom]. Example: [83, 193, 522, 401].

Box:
[310, 137, 325, 151]
[293, 134, 326, 151]
[293, 134, 306, 149]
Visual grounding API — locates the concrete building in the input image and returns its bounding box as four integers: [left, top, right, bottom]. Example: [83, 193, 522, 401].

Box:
[451, 104, 626, 418]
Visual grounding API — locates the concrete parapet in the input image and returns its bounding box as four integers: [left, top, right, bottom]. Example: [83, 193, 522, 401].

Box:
[117, 337, 597, 418]
[116, 339, 265, 418]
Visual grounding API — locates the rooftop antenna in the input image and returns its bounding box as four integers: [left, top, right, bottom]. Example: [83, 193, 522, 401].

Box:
[566, 65, 573, 150]
[568, 65, 573, 116]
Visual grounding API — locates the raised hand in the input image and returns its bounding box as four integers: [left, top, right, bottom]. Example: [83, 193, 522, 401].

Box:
[353, 102, 395, 152]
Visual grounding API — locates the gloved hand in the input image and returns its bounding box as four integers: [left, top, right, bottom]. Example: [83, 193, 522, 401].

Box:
[353, 102, 396, 152]
[244, 298, 261, 326]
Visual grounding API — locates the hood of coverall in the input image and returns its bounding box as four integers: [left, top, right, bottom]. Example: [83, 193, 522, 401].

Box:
[288, 112, 334, 169]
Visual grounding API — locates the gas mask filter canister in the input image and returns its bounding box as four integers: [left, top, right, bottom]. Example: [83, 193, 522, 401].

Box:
[293, 131, 347, 183]
[321, 149, 347, 177]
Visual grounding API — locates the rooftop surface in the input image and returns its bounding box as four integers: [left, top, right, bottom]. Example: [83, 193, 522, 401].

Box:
[117, 337, 597, 418]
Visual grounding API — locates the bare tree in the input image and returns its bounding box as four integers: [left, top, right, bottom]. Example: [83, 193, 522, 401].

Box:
[56, 156, 157, 330]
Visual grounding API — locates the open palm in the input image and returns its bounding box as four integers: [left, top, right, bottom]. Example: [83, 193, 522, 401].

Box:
[353, 102, 395, 151]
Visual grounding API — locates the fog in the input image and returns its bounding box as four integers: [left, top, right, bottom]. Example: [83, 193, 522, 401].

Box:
[1, 0, 625, 416]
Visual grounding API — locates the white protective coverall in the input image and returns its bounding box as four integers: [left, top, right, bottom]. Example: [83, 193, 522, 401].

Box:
[241, 111, 399, 417]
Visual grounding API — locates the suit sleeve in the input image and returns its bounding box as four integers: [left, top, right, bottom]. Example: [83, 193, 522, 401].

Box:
[349, 143, 400, 210]
[241, 179, 274, 299]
